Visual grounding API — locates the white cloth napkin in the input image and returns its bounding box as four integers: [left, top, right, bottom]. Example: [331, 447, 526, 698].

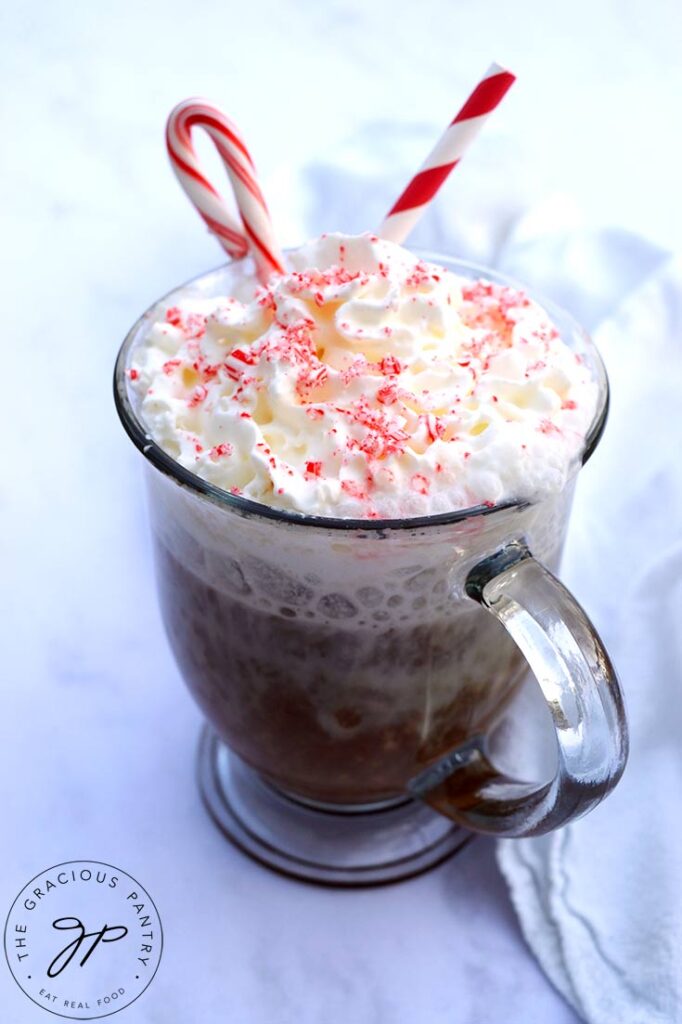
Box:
[303, 125, 679, 1015]
[497, 249, 682, 1024]
[302, 129, 681, 1022]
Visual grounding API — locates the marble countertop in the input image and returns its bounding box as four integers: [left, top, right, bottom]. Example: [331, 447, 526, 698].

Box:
[2, 1, 679, 1020]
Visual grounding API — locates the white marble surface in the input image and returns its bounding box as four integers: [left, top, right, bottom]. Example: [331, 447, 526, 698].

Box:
[2, 1, 680, 1021]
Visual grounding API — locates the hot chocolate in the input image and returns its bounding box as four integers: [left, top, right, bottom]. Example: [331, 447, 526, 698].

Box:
[124, 236, 598, 807]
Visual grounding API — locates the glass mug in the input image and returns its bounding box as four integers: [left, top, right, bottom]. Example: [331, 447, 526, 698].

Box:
[114, 254, 628, 886]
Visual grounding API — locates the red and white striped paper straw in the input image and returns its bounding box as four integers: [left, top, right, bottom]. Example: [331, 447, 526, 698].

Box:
[378, 63, 516, 244]
[166, 99, 285, 281]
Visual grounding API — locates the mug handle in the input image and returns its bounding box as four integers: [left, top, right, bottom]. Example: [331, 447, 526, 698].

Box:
[409, 541, 629, 837]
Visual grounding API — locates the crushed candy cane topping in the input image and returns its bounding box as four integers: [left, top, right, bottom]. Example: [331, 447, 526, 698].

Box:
[129, 233, 598, 517]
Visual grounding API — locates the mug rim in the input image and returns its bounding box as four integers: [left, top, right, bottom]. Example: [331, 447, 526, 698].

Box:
[113, 249, 609, 533]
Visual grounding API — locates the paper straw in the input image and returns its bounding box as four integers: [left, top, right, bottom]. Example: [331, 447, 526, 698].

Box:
[378, 64, 516, 244]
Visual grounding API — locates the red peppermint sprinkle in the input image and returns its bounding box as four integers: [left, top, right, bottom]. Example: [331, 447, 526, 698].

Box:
[297, 362, 329, 396]
[460, 280, 531, 344]
[231, 373, 256, 402]
[422, 414, 445, 442]
[341, 479, 368, 501]
[255, 286, 276, 311]
[188, 385, 208, 407]
[376, 382, 398, 406]
[341, 358, 368, 386]
[231, 348, 257, 365]
[405, 261, 431, 289]
[411, 473, 430, 495]
[344, 400, 409, 460]
[165, 306, 206, 339]
[304, 461, 323, 479]
[269, 317, 316, 364]
[128, 368, 139, 381]
[163, 359, 181, 375]
[562, 399, 577, 410]
[378, 355, 402, 376]
[210, 443, 233, 459]
[287, 265, 367, 295]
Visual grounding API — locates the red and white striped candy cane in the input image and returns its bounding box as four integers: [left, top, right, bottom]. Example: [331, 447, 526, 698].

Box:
[166, 99, 285, 281]
[378, 64, 516, 244]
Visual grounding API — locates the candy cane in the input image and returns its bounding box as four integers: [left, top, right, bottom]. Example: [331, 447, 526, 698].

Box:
[378, 64, 516, 244]
[166, 99, 284, 281]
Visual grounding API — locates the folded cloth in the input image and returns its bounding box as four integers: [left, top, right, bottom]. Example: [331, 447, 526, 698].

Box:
[498, 252, 682, 1024]
[301, 125, 681, 1021]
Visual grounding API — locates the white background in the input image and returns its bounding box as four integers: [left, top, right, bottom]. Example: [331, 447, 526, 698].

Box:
[2, 1, 681, 1021]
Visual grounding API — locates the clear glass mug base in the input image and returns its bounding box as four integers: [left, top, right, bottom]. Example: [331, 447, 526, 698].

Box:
[197, 728, 472, 887]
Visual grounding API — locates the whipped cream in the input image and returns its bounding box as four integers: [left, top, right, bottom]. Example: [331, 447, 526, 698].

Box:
[129, 233, 598, 518]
